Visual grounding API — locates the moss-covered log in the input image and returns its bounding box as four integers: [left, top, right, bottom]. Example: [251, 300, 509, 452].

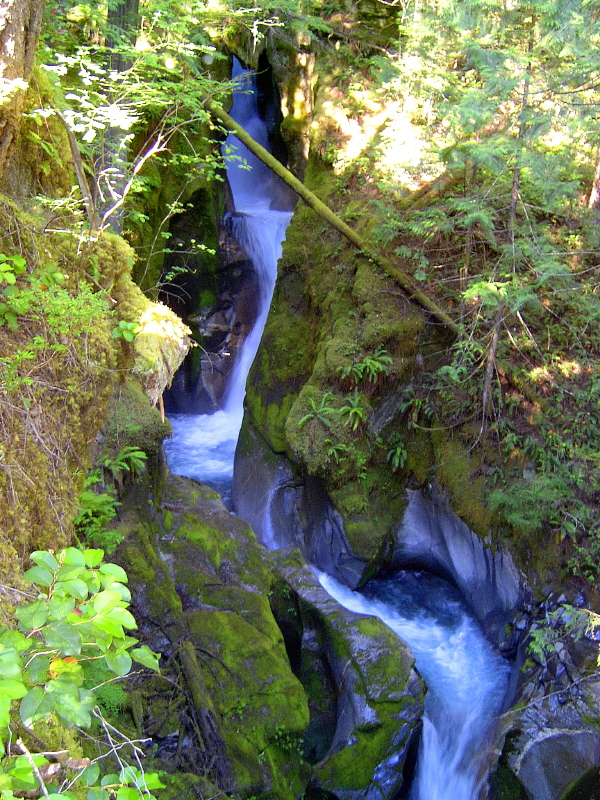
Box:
[202, 95, 460, 336]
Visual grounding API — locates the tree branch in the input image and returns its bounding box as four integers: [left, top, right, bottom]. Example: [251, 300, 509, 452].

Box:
[202, 95, 460, 336]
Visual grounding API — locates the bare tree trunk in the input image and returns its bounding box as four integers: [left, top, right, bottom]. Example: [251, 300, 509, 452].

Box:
[95, 0, 139, 232]
[0, 0, 44, 180]
[588, 144, 600, 220]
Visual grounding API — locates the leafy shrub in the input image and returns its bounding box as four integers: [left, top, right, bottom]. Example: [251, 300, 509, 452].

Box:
[0, 547, 162, 800]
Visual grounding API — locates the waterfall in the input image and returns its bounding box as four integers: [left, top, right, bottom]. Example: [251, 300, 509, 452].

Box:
[164, 59, 293, 501]
[163, 58, 510, 800]
[317, 570, 510, 800]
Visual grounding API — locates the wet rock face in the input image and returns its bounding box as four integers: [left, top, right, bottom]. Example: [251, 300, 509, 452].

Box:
[496, 598, 600, 800]
[233, 422, 367, 587]
[164, 218, 261, 414]
[234, 426, 523, 643]
[391, 488, 522, 645]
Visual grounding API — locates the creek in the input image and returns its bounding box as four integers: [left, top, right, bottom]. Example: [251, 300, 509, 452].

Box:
[164, 59, 511, 800]
[163, 58, 293, 504]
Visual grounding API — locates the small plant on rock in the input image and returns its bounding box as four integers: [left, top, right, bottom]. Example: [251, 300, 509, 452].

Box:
[337, 389, 368, 432]
[298, 392, 337, 429]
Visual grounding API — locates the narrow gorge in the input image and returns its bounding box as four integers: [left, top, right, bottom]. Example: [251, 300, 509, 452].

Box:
[2, 3, 600, 800]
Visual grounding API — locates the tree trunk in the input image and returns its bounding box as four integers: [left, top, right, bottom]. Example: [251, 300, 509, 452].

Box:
[95, 0, 139, 232]
[0, 0, 44, 180]
[588, 144, 600, 220]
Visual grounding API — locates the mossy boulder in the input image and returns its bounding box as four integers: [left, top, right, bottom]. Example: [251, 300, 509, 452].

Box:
[271, 550, 425, 800]
[186, 608, 310, 798]
[115, 473, 311, 800]
[103, 377, 171, 457]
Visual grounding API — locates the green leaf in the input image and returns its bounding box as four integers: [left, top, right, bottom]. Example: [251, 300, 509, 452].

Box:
[48, 595, 76, 621]
[0, 679, 27, 699]
[55, 564, 86, 582]
[43, 621, 82, 656]
[19, 685, 56, 726]
[131, 646, 160, 673]
[104, 650, 132, 677]
[6, 311, 19, 330]
[81, 763, 100, 786]
[140, 773, 165, 790]
[92, 590, 123, 615]
[98, 563, 128, 583]
[59, 578, 89, 601]
[16, 599, 49, 631]
[24, 654, 50, 683]
[23, 565, 54, 587]
[116, 788, 140, 800]
[105, 607, 137, 629]
[50, 684, 94, 728]
[0, 630, 31, 652]
[87, 790, 110, 800]
[0, 654, 22, 680]
[0, 693, 12, 737]
[83, 549, 104, 568]
[62, 548, 86, 566]
[89, 615, 124, 638]
[103, 582, 131, 603]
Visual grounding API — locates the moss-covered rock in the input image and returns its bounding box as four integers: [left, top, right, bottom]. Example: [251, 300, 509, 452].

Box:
[104, 377, 171, 456]
[114, 473, 311, 800]
[271, 550, 425, 800]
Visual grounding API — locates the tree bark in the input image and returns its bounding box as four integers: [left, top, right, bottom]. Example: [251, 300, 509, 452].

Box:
[588, 144, 600, 220]
[95, 0, 140, 232]
[0, 0, 44, 180]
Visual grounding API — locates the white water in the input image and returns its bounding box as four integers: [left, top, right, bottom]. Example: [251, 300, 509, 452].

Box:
[164, 60, 292, 498]
[317, 571, 510, 800]
[163, 59, 510, 800]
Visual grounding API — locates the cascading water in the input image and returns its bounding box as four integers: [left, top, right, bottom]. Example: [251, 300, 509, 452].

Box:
[163, 58, 510, 800]
[317, 570, 510, 800]
[164, 60, 293, 501]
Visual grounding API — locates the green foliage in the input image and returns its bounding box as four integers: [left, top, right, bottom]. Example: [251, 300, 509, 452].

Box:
[386, 432, 408, 472]
[0, 548, 161, 800]
[398, 385, 436, 430]
[337, 346, 392, 388]
[337, 389, 368, 432]
[73, 471, 121, 553]
[297, 391, 337, 429]
[111, 320, 141, 344]
[75, 448, 146, 552]
[527, 604, 599, 664]
[99, 446, 147, 482]
[0, 252, 69, 332]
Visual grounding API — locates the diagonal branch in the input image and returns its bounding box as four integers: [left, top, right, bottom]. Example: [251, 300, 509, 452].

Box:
[202, 94, 460, 336]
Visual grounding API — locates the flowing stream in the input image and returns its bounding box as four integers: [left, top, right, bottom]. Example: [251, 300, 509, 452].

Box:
[163, 59, 511, 800]
[318, 571, 510, 800]
[164, 60, 293, 502]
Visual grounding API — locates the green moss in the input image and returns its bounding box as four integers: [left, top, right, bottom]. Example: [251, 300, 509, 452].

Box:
[246, 391, 297, 453]
[117, 515, 183, 618]
[0, 198, 125, 575]
[178, 515, 234, 570]
[104, 377, 171, 456]
[316, 716, 398, 790]
[185, 609, 310, 799]
[150, 773, 222, 800]
[434, 435, 491, 535]
[0, 67, 73, 198]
